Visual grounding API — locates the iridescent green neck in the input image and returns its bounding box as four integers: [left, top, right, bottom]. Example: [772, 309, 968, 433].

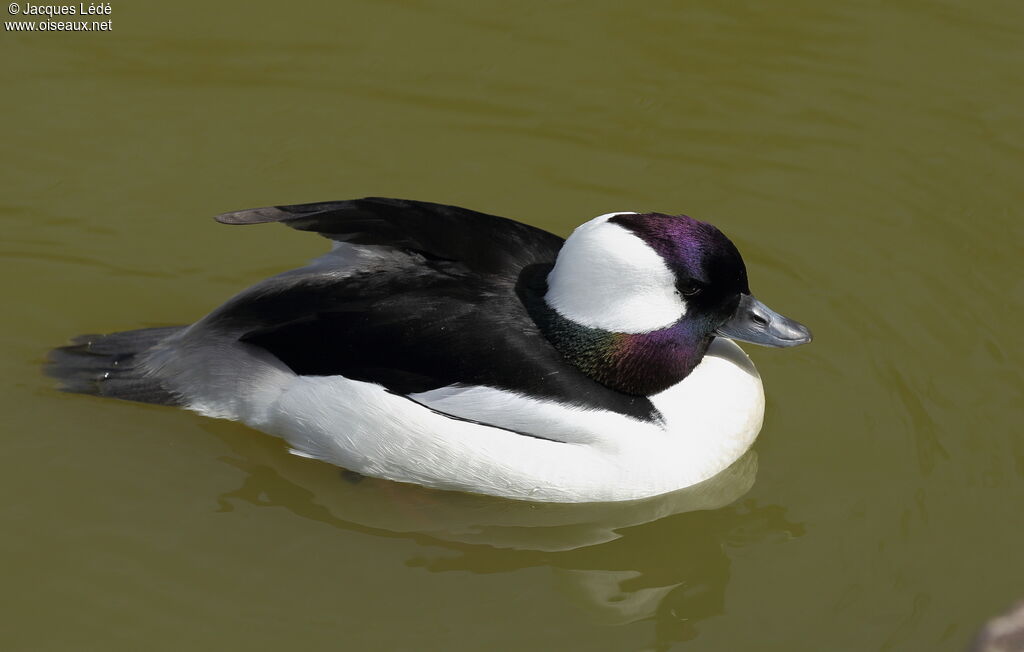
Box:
[518, 266, 712, 396]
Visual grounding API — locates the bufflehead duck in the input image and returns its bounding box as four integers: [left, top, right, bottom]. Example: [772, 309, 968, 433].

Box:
[48, 198, 811, 503]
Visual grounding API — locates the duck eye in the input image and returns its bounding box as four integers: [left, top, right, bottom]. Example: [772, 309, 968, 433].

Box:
[680, 283, 702, 298]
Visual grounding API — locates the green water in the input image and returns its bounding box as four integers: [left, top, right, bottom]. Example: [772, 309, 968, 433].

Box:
[2, 1, 1022, 650]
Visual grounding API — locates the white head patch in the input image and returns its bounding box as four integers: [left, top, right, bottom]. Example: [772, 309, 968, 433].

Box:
[545, 212, 687, 333]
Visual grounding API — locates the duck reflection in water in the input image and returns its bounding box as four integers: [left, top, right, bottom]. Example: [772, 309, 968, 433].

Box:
[208, 420, 804, 646]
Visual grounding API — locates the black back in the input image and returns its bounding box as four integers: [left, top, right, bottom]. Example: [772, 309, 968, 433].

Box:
[209, 198, 662, 422]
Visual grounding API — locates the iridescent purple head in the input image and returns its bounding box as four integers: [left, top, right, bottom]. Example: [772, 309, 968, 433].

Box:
[546, 210, 810, 347]
[610, 212, 750, 320]
[541, 210, 811, 395]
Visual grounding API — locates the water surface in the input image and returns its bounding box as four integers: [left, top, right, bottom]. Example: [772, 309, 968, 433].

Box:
[2, 1, 1022, 650]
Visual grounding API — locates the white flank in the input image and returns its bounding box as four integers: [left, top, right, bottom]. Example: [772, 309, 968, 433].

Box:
[545, 212, 687, 333]
[140, 240, 765, 503]
[164, 334, 763, 503]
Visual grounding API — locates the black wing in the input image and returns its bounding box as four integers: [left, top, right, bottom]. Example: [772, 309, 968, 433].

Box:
[235, 263, 660, 422]
[216, 197, 564, 275]
[203, 199, 660, 422]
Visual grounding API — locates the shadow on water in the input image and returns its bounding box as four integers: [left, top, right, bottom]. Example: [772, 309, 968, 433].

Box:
[204, 421, 804, 647]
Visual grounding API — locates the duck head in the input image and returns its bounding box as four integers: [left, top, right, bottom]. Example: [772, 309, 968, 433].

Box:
[537, 211, 811, 395]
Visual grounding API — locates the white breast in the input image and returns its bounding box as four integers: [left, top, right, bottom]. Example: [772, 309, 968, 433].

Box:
[185, 337, 765, 503]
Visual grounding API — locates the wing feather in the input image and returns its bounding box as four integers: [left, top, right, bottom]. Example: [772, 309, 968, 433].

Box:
[199, 199, 660, 422]
[215, 197, 563, 275]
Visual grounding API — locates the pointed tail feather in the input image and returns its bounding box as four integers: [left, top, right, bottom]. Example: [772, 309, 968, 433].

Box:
[45, 326, 187, 406]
